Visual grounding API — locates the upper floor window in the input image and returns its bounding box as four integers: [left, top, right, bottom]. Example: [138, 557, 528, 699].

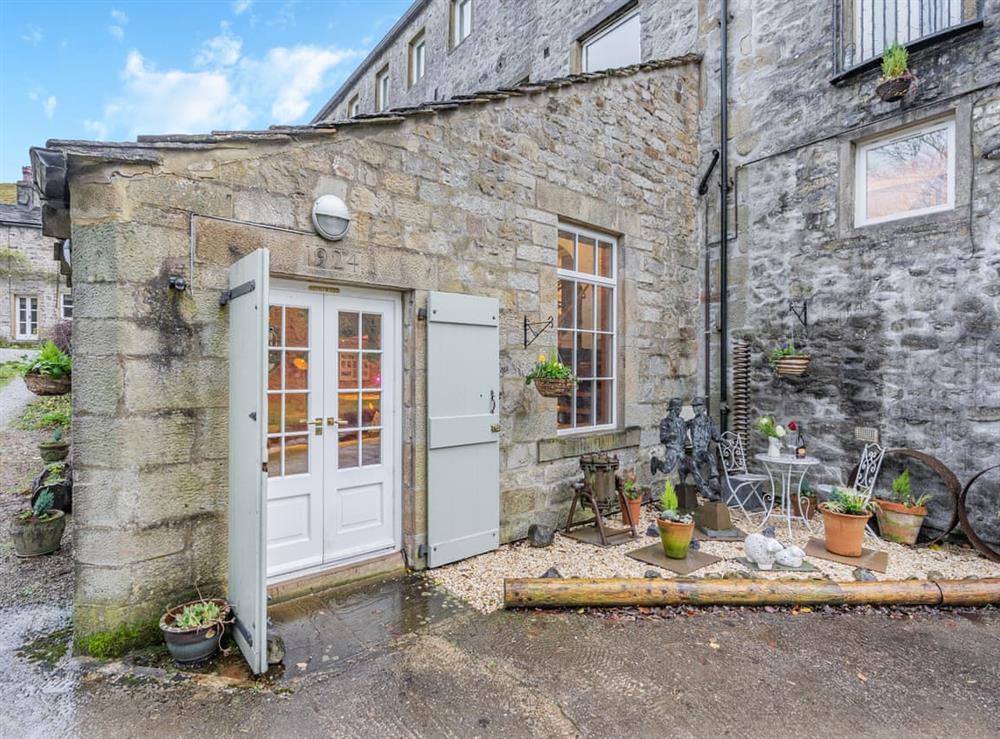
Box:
[375, 66, 389, 112]
[409, 31, 426, 87]
[582, 9, 641, 73]
[347, 94, 359, 118]
[836, 0, 981, 73]
[452, 0, 473, 47]
[61, 293, 73, 320]
[556, 224, 617, 433]
[855, 117, 955, 227]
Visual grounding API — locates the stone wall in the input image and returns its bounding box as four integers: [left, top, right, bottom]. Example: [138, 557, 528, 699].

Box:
[61, 61, 701, 646]
[316, 0, 699, 121]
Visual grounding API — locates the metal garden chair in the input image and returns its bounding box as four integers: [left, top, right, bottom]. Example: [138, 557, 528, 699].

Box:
[718, 431, 770, 525]
[816, 441, 886, 539]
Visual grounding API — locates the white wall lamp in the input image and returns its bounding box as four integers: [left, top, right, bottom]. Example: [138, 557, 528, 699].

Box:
[312, 195, 351, 241]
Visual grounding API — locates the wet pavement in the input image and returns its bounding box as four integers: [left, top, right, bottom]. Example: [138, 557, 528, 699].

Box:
[2, 577, 1000, 737]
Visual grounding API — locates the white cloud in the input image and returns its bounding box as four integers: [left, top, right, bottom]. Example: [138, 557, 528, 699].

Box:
[242, 46, 358, 120]
[195, 22, 242, 67]
[108, 9, 127, 41]
[84, 120, 110, 140]
[22, 25, 43, 45]
[232, 0, 253, 14]
[43, 96, 57, 119]
[111, 9, 128, 24]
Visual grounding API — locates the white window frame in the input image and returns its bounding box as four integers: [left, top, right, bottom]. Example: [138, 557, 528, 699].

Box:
[60, 293, 73, 320]
[854, 117, 956, 227]
[582, 8, 641, 73]
[347, 95, 359, 118]
[452, 0, 473, 47]
[556, 223, 618, 435]
[409, 32, 426, 87]
[375, 67, 390, 113]
[15, 295, 38, 340]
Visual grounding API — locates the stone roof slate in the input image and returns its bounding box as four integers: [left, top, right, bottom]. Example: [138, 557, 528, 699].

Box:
[0, 202, 42, 228]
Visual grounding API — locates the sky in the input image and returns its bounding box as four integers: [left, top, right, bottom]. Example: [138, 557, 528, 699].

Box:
[0, 0, 412, 181]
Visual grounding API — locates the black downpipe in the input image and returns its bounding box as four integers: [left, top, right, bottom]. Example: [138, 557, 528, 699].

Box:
[718, 0, 730, 431]
[700, 149, 719, 401]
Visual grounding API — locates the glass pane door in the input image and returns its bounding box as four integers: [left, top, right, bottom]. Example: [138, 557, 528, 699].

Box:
[337, 311, 383, 469]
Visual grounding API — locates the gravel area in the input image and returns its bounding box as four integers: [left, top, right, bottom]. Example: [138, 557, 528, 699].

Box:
[0, 375, 34, 430]
[424, 503, 1000, 613]
[0, 416, 74, 609]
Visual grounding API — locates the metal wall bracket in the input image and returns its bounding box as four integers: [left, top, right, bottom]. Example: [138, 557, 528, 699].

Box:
[523, 316, 553, 348]
[219, 279, 256, 306]
[789, 300, 808, 328]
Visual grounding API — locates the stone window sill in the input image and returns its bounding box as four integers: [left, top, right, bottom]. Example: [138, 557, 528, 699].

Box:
[537, 426, 641, 463]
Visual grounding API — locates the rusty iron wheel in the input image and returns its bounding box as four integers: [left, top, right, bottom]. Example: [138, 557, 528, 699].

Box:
[957, 464, 1000, 563]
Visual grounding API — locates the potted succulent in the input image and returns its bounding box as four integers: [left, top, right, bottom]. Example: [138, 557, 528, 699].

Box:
[39, 427, 69, 463]
[769, 341, 810, 377]
[160, 598, 232, 665]
[874, 469, 930, 545]
[620, 472, 642, 526]
[18, 340, 72, 396]
[876, 42, 915, 102]
[820, 487, 876, 557]
[754, 415, 786, 458]
[525, 353, 576, 398]
[10, 489, 65, 557]
[656, 480, 695, 559]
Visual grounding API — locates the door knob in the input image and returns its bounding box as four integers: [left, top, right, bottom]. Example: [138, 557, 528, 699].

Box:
[313, 417, 323, 436]
[326, 417, 351, 426]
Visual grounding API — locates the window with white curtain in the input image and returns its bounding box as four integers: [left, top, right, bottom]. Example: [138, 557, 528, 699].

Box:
[375, 67, 389, 112]
[582, 9, 641, 73]
[452, 0, 473, 47]
[409, 31, 426, 86]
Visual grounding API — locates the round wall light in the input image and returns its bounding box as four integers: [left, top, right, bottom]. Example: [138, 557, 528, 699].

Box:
[312, 194, 351, 241]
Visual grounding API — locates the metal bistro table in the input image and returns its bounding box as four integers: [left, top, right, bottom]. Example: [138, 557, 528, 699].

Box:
[754, 453, 820, 538]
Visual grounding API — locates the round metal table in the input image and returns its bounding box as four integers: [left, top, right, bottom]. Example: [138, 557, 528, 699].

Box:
[754, 453, 820, 538]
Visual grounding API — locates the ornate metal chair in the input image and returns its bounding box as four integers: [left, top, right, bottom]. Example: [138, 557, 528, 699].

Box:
[718, 431, 770, 524]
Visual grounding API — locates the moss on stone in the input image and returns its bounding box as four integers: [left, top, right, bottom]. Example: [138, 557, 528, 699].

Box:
[18, 627, 72, 665]
[75, 619, 161, 659]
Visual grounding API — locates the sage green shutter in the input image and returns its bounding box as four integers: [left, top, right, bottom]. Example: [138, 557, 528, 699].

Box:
[227, 249, 269, 675]
[426, 292, 501, 567]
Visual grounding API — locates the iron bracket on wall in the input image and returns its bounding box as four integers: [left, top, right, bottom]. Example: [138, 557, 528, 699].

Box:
[219, 279, 256, 307]
[789, 300, 808, 329]
[523, 316, 553, 348]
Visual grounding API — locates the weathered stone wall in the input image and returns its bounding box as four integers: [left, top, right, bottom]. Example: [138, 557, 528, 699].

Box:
[63, 61, 701, 646]
[316, 0, 699, 121]
[0, 222, 68, 342]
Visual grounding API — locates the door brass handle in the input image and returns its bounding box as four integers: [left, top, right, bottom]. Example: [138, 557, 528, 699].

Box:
[326, 417, 352, 426]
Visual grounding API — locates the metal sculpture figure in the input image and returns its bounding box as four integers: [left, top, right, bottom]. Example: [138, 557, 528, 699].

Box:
[650, 398, 685, 477]
[650, 396, 722, 500]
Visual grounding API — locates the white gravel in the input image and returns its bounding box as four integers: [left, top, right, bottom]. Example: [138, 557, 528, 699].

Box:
[423, 503, 1000, 613]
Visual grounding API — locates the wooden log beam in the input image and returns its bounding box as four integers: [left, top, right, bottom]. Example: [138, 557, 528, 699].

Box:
[503, 577, 1000, 610]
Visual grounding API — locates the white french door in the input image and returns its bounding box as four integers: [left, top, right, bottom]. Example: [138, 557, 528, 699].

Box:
[15, 296, 38, 340]
[266, 282, 399, 580]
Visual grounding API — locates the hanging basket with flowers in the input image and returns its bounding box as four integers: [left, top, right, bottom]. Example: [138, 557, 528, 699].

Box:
[769, 341, 810, 377]
[875, 42, 916, 102]
[525, 354, 576, 398]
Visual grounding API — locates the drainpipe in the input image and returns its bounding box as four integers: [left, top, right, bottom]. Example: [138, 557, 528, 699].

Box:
[718, 0, 731, 432]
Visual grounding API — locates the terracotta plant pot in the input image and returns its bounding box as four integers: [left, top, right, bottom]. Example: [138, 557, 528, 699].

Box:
[9, 510, 66, 557]
[874, 500, 927, 546]
[622, 496, 642, 526]
[875, 75, 912, 102]
[657, 517, 695, 560]
[774, 356, 810, 377]
[160, 598, 231, 665]
[23, 372, 71, 396]
[533, 377, 575, 398]
[821, 506, 871, 557]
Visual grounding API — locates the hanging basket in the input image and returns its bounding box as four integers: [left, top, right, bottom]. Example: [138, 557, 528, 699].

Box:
[875, 75, 912, 102]
[23, 372, 71, 396]
[533, 377, 576, 398]
[774, 356, 810, 377]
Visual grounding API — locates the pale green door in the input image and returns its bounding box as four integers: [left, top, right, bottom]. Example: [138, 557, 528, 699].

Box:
[426, 292, 500, 567]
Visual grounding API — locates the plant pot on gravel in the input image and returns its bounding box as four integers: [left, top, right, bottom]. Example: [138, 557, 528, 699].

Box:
[820, 487, 876, 558]
[657, 481, 695, 559]
[9, 489, 65, 557]
[873, 469, 930, 545]
[160, 598, 232, 665]
[621, 476, 642, 526]
[38, 427, 69, 463]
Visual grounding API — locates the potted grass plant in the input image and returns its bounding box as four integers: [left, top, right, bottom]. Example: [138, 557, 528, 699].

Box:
[525, 353, 576, 398]
[18, 340, 72, 396]
[656, 480, 694, 559]
[820, 487, 876, 557]
[769, 341, 810, 377]
[159, 598, 232, 665]
[620, 472, 642, 527]
[10, 489, 65, 557]
[874, 469, 930, 545]
[876, 43, 915, 102]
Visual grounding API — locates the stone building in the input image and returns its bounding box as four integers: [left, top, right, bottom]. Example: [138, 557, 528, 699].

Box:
[1, 166, 71, 342]
[32, 59, 702, 664]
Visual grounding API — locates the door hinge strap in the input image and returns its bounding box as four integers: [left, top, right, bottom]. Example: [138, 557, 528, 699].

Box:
[219, 279, 256, 306]
[234, 615, 254, 646]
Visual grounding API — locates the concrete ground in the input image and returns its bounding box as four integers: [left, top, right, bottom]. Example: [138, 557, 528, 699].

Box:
[4, 575, 999, 738]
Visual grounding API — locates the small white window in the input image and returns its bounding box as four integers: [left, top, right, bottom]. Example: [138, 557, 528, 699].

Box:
[15, 295, 38, 339]
[452, 0, 473, 47]
[61, 293, 73, 320]
[556, 224, 617, 433]
[347, 95, 359, 118]
[409, 32, 426, 86]
[375, 67, 390, 112]
[582, 9, 641, 73]
[855, 117, 956, 227]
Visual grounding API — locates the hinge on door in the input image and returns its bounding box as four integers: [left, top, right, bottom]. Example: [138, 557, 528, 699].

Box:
[219, 279, 256, 306]
[261, 462, 268, 472]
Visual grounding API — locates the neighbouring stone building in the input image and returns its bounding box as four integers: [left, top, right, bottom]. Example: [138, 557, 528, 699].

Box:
[28, 0, 1000, 661]
[1, 166, 71, 343]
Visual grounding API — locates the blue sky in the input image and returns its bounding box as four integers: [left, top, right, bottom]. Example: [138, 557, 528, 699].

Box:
[0, 0, 411, 181]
